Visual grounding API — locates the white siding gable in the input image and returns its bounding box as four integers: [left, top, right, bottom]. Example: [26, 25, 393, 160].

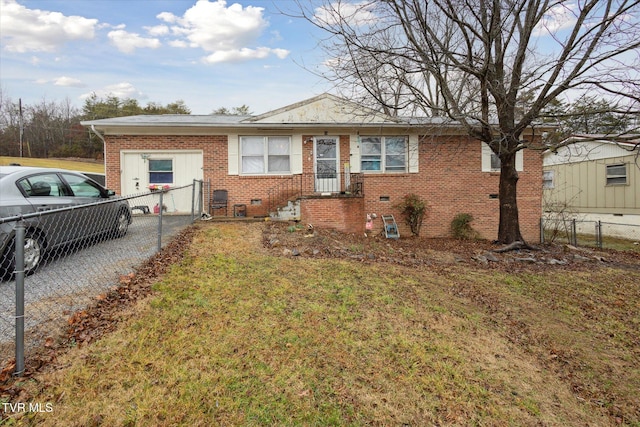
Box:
[248, 94, 399, 124]
[544, 140, 638, 166]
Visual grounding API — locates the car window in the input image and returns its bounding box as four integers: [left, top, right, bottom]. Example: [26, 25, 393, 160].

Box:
[62, 173, 103, 197]
[19, 173, 68, 197]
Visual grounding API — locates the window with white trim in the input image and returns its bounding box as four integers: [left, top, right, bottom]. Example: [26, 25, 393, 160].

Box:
[543, 170, 554, 189]
[606, 163, 627, 185]
[241, 136, 291, 174]
[360, 136, 407, 172]
[481, 142, 524, 172]
[490, 153, 501, 171]
[149, 159, 173, 184]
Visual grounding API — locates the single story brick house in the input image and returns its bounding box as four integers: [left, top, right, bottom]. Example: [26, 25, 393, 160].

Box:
[82, 93, 545, 241]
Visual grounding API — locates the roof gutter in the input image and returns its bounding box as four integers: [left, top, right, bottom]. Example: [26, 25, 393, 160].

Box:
[90, 124, 108, 183]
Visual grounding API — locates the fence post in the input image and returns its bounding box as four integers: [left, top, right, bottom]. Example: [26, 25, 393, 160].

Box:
[540, 217, 545, 244]
[572, 219, 578, 246]
[191, 180, 197, 222]
[597, 221, 603, 249]
[157, 191, 164, 252]
[14, 221, 25, 376]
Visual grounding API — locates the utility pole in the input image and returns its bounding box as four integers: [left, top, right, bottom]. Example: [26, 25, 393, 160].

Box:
[19, 98, 24, 157]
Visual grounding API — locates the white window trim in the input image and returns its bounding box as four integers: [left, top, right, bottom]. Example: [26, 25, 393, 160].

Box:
[481, 142, 524, 172]
[359, 136, 409, 174]
[239, 136, 293, 176]
[543, 170, 554, 189]
[350, 134, 418, 174]
[148, 157, 175, 185]
[605, 163, 627, 186]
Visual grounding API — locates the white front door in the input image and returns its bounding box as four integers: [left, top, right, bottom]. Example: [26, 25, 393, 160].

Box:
[121, 152, 145, 195]
[314, 136, 340, 193]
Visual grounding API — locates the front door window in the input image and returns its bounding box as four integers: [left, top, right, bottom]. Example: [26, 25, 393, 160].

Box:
[314, 137, 339, 192]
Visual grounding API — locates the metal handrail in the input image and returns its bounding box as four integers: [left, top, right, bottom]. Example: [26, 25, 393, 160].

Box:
[267, 173, 364, 213]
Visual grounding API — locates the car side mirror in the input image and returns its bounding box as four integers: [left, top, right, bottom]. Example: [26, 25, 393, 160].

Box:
[106, 190, 116, 197]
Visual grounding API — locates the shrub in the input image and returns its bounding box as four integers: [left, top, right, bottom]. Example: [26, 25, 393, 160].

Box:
[396, 194, 427, 236]
[451, 213, 477, 239]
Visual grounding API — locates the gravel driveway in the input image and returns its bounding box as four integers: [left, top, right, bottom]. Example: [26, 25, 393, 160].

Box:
[0, 214, 194, 361]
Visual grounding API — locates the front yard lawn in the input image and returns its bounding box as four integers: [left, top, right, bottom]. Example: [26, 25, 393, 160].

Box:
[4, 222, 639, 426]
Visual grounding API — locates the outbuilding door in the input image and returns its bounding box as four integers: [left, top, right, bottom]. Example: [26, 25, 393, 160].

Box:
[314, 136, 340, 193]
[120, 150, 203, 213]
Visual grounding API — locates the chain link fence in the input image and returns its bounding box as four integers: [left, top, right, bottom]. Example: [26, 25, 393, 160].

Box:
[1, 181, 204, 373]
[541, 215, 640, 250]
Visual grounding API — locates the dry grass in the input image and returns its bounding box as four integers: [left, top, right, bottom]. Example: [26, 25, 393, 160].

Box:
[5, 222, 639, 426]
[0, 157, 104, 174]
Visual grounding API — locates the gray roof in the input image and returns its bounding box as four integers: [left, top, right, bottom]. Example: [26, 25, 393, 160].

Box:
[81, 113, 459, 129]
[80, 94, 556, 132]
[81, 114, 251, 127]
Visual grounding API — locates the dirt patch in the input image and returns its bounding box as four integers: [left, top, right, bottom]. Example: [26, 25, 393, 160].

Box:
[262, 220, 640, 273]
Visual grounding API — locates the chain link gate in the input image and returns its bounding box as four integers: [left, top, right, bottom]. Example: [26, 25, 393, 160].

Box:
[1, 180, 204, 375]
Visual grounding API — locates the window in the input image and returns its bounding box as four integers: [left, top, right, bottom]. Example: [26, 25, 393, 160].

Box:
[149, 159, 173, 184]
[241, 136, 291, 174]
[62, 173, 102, 197]
[606, 164, 627, 185]
[18, 173, 67, 197]
[361, 136, 407, 172]
[490, 153, 501, 171]
[543, 170, 554, 189]
[481, 142, 524, 172]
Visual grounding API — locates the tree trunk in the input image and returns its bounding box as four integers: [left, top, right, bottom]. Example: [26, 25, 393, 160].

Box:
[497, 151, 524, 244]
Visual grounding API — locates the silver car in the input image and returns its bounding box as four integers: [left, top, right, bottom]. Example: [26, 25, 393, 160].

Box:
[0, 166, 132, 278]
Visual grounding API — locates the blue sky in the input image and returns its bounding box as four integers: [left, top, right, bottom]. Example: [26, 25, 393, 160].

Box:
[0, 0, 330, 114]
[2, 1, 637, 116]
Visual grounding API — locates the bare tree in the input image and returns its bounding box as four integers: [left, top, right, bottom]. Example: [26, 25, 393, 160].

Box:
[296, 0, 640, 244]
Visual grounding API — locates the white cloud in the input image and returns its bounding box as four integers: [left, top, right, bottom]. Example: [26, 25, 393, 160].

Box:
[34, 76, 85, 87]
[534, 3, 578, 36]
[81, 82, 146, 100]
[158, 0, 287, 63]
[203, 47, 289, 64]
[107, 30, 161, 54]
[54, 76, 85, 87]
[168, 39, 189, 48]
[145, 25, 170, 37]
[272, 48, 290, 60]
[0, 0, 98, 52]
[313, 1, 378, 27]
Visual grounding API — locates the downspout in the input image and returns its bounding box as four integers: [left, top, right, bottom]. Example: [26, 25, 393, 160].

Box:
[90, 124, 108, 186]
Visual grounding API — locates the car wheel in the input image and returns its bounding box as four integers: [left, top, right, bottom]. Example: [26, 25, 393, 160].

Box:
[0, 231, 44, 279]
[23, 232, 44, 274]
[113, 209, 130, 238]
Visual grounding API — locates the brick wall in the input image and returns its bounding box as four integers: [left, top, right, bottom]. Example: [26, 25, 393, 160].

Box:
[357, 136, 542, 242]
[105, 132, 542, 242]
[106, 134, 294, 218]
[105, 134, 224, 193]
[299, 196, 365, 234]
